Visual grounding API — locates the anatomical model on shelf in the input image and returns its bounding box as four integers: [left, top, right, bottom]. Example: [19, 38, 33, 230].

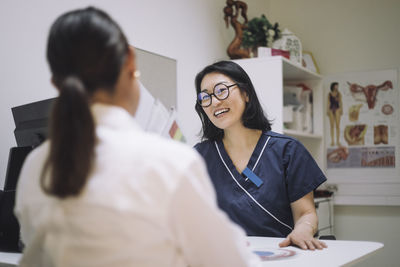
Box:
[347, 80, 393, 109]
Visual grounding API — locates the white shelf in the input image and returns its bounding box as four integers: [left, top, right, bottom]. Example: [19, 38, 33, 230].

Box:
[234, 57, 334, 231]
[236, 56, 321, 80]
[234, 56, 325, 171]
[283, 129, 323, 139]
[281, 57, 322, 81]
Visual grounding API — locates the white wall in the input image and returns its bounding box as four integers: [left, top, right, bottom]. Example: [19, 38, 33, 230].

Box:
[268, 0, 400, 266]
[0, 0, 269, 188]
[4, 1, 396, 265]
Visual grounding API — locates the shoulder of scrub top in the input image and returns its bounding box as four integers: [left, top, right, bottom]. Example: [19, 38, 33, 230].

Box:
[193, 139, 215, 157]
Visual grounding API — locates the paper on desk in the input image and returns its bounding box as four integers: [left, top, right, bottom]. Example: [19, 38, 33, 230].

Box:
[252, 248, 296, 261]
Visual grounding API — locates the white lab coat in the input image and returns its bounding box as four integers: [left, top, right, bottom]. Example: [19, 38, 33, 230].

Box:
[14, 103, 261, 267]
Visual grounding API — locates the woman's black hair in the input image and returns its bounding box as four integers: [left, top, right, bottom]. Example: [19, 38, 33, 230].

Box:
[194, 60, 272, 141]
[330, 82, 338, 91]
[42, 6, 129, 198]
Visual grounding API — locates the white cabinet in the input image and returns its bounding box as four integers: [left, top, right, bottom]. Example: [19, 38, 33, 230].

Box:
[233, 57, 334, 236]
[234, 57, 325, 171]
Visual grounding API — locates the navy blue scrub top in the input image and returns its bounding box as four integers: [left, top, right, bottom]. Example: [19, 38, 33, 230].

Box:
[194, 131, 326, 237]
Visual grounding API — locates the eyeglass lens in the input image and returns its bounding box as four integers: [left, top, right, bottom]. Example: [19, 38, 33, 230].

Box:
[198, 84, 231, 107]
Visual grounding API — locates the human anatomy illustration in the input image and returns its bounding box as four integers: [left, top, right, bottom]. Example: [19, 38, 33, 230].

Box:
[327, 82, 342, 146]
[327, 146, 349, 163]
[325, 69, 397, 169]
[374, 125, 388, 145]
[348, 104, 363, 122]
[347, 80, 393, 109]
[344, 124, 367, 146]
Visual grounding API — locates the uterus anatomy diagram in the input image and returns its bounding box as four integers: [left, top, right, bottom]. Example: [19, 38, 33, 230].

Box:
[347, 80, 393, 109]
[327, 79, 395, 165]
[343, 80, 394, 147]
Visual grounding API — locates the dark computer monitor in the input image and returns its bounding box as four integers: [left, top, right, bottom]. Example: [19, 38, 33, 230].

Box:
[3, 97, 56, 193]
[0, 98, 56, 252]
[1, 146, 31, 252]
[11, 97, 56, 148]
[3, 147, 32, 191]
[0, 189, 22, 252]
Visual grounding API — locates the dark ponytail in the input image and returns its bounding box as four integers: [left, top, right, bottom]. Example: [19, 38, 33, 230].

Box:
[41, 77, 95, 198]
[42, 7, 129, 198]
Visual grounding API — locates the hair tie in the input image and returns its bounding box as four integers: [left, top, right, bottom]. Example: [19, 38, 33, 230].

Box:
[59, 75, 87, 96]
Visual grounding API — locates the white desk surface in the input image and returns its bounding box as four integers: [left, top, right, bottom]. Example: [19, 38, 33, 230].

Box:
[0, 237, 383, 267]
[0, 252, 21, 266]
[248, 236, 383, 267]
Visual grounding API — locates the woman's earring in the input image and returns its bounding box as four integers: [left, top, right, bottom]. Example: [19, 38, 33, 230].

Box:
[133, 70, 141, 79]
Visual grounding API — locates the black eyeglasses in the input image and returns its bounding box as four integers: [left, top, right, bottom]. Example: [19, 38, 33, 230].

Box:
[197, 83, 238, 107]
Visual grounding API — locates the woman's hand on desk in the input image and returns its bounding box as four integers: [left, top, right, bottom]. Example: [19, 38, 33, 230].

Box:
[279, 223, 327, 250]
[280, 192, 327, 250]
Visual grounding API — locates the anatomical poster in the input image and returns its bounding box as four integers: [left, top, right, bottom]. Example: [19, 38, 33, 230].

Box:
[324, 69, 398, 169]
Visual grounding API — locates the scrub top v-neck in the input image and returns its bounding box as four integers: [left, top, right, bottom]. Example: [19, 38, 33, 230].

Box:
[194, 131, 326, 237]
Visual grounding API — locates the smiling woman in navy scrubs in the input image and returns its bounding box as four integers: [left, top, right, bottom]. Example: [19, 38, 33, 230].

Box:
[194, 61, 327, 250]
